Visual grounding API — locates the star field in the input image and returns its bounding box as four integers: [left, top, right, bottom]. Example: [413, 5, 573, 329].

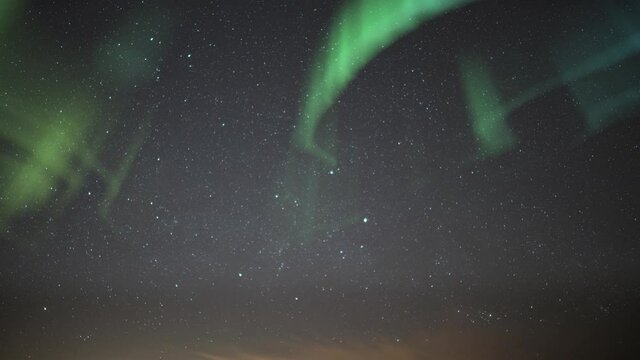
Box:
[1, 0, 640, 359]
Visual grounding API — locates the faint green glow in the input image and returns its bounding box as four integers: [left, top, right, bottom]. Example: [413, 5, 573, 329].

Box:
[584, 86, 640, 131]
[96, 6, 172, 87]
[460, 2, 640, 156]
[0, 0, 23, 34]
[551, 2, 640, 134]
[0, 5, 158, 229]
[460, 57, 517, 157]
[273, 114, 366, 246]
[295, 0, 475, 166]
[98, 125, 148, 219]
[0, 98, 95, 224]
[0, 94, 147, 226]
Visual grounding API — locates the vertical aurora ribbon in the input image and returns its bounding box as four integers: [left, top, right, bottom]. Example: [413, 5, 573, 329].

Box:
[295, 0, 476, 166]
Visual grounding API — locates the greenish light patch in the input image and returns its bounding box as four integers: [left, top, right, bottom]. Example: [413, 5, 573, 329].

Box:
[278, 116, 337, 244]
[0, 100, 95, 224]
[295, 0, 476, 166]
[274, 114, 365, 247]
[0, 94, 146, 227]
[0, 6, 156, 229]
[96, 6, 173, 87]
[99, 125, 148, 220]
[460, 58, 518, 157]
[0, 0, 23, 34]
[552, 2, 640, 134]
[460, 2, 640, 157]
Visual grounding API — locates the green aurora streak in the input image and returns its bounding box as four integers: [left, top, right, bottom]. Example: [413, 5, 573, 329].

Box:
[295, 0, 476, 167]
[460, 1, 640, 156]
[0, 4, 169, 228]
[0, 94, 97, 225]
[297, 0, 638, 162]
[0, 86, 149, 227]
[282, 0, 639, 245]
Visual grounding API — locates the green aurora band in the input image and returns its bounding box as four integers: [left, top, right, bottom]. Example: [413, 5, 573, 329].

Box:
[281, 0, 639, 245]
[0, 4, 170, 229]
[460, 1, 640, 156]
[0, 85, 149, 227]
[0, 94, 97, 225]
[297, 0, 639, 162]
[295, 0, 476, 167]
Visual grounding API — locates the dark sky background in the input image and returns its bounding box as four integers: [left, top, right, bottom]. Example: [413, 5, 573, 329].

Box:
[1, 0, 639, 359]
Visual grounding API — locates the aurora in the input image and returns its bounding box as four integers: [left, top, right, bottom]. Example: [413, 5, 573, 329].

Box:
[294, 0, 476, 166]
[460, 1, 640, 156]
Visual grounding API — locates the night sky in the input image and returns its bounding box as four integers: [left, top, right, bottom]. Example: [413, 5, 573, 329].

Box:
[1, 0, 640, 359]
